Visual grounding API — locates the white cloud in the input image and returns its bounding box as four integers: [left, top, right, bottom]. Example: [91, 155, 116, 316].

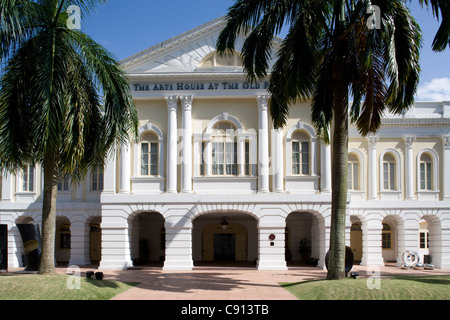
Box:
[416, 77, 450, 101]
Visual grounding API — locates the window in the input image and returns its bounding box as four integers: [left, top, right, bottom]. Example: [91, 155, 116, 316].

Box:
[211, 121, 238, 176]
[383, 153, 396, 190]
[59, 224, 71, 250]
[22, 165, 35, 192]
[419, 232, 429, 249]
[348, 153, 360, 190]
[382, 223, 392, 249]
[57, 175, 70, 191]
[291, 131, 310, 175]
[91, 166, 104, 191]
[244, 140, 250, 176]
[419, 153, 433, 190]
[140, 132, 159, 176]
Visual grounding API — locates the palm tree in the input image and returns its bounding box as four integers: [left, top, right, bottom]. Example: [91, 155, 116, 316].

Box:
[0, 0, 138, 274]
[217, 0, 447, 279]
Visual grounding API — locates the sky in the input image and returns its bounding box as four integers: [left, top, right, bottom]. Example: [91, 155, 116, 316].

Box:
[82, 0, 450, 101]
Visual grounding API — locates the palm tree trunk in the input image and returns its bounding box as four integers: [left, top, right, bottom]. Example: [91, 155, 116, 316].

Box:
[38, 151, 59, 274]
[326, 80, 349, 280]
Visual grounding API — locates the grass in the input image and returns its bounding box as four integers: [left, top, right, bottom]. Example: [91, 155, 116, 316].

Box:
[280, 275, 450, 300]
[0, 274, 139, 300]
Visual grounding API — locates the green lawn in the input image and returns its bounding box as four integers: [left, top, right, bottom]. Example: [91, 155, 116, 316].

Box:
[0, 274, 139, 300]
[280, 275, 450, 300]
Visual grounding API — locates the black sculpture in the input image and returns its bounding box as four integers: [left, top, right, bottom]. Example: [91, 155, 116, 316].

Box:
[325, 246, 354, 277]
[16, 224, 42, 271]
[0, 225, 7, 270]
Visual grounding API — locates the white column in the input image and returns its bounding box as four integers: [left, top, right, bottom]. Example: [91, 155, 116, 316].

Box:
[403, 136, 415, 200]
[396, 220, 419, 267]
[163, 215, 193, 270]
[180, 95, 193, 193]
[166, 96, 178, 193]
[320, 141, 332, 193]
[257, 95, 270, 193]
[367, 136, 379, 200]
[271, 128, 284, 192]
[257, 214, 287, 270]
[103, 150, 116, 194]
[361, 218, 384, 266]
[69, 221, 89, 266]
[119, 144, 130, 194]
[99, 216, 132, 270]
[443, 135, 450, 199]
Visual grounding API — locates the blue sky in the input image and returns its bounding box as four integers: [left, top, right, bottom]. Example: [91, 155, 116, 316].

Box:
[83, 0, 450, 101]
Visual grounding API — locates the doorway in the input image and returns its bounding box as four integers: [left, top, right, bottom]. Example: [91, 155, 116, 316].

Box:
[214, 233, 236, 260]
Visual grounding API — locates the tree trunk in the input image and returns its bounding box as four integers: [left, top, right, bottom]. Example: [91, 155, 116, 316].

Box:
[38, 152, 59, 275]
[326, 76, 349, 280]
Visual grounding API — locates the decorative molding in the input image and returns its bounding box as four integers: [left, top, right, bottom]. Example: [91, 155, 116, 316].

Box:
[403, 136, 416, 149]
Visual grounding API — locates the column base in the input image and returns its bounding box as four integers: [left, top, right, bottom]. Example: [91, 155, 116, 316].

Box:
[98, 260, 132, 270]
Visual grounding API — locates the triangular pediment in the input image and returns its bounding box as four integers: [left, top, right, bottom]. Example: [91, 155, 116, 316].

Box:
[120, 16, 281, 75]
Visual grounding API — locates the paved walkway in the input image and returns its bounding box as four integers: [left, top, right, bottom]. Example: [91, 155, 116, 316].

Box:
[52, 264, 450, 300]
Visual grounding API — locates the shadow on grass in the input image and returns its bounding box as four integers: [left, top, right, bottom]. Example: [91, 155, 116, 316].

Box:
[388, 275, 450, 285]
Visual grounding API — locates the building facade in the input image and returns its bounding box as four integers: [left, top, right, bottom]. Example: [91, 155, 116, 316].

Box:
[1, 17, 450, 270]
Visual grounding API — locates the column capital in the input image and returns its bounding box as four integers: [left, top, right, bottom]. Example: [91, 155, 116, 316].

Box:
[367, 135, 379, 149]
[443, 134, 450, 150]
[403, 136, 416, 149]
[165, 95, 178, 111]
[257, 95, 271, 111]
[180, 95, 194, 111]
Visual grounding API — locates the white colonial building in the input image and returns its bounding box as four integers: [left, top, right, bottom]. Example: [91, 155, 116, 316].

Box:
[1, 17, 450, 271]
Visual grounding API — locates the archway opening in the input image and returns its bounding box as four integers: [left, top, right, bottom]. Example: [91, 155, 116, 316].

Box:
[129, 211, 165, 267]
[192, 212, 257, 267]
[286, 211, 323, 266]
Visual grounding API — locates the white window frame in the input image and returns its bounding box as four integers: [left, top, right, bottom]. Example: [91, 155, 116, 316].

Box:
[132, 122, 165, 179]
[416, 149, 439, 199]
[379, 149, 402, 195]
[20, 164, 35, 192]
[285, 121, 317, 177]
[194, 112, 256, 178]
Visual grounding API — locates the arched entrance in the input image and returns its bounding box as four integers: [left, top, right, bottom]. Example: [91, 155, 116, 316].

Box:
[350, 217, 363, 263]
[129, 211, 165, 266]
[285, 211, 325, 266]
[192, 212, 257, 267]
[88, 216, 102, 265]
[55, 216, 71, 266]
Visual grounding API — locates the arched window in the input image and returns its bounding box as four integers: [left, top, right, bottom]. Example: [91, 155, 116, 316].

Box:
[211, 121, 238, 176]
[348, 153, 360, 190]
[383, 153, 397, 190]
[291, 131, 310, 175]
[140, 132, 159, 176]
[419, 152, 433, 190]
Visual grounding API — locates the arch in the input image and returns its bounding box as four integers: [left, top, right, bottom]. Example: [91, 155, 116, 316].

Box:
[56, 216, 71, 265]
[285, 211, 326, 266]
[138, 121, 164, 140]
[205, 112, 244, 134]
[128, 211, 165, 266]
[286, 120, 317, 139]
[192, 210, 258, 265]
